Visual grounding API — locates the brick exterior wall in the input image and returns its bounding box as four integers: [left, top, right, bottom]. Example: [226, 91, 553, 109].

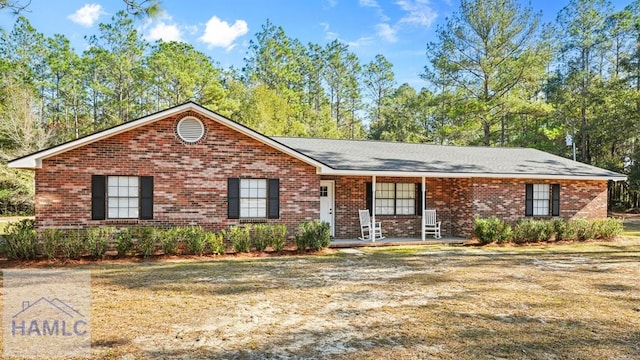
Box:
[323, 176, 607, 239]
[471, 178, 608, 223]
[324, 176, 474, 239]
[35, 111, 320, 237]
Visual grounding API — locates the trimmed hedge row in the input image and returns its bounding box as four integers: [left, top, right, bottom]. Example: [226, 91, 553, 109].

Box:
[474, 217, 623, 245]
[0, 220, 331, 261]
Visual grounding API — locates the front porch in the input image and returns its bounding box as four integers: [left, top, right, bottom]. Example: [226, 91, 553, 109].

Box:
[329, 236, 467, 248]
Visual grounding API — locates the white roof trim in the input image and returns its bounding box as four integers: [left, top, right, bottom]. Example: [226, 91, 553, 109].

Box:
[317, 168, 626, 181]
[8, 102, 330, 171]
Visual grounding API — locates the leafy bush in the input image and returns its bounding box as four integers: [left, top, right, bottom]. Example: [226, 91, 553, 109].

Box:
[3, 219, 37, 260]
[553, 219, 574, 241]
[205, 231, 225, 255]
[512, 220, 555, 244]
[115, 228, 134, 257]
[574, 219, 597, 241]
[86, 227, 115, 259]
[295, 221, 331, 252]
[40, 228, 62, 260]
[180, 226, 207, 255]
[473, 217, 512, 245]
[251, 224, 270, 252]
[591, 218, 623, 240]
[160, 228, 179, 255]
[224, 226, 251, 253]
[135, 226, 157, 257]
[59, 230, 86, 260]
[0, 164, 34, 216]
[268, 224, 287, 252]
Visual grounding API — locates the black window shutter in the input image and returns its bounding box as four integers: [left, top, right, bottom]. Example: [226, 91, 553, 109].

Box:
[140, 176, 154, 220]
[228, 178, 240, 219]
[91, 175, 106, 220]
[415, 184, 423, 216]
[366, 182, 372, 215]
[525, 184, 533, 216]
[268, 179, 280, 219]
[551, 184, 560, 216]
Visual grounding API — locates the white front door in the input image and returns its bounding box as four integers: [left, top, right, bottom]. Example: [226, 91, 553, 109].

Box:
[320, 180, 335, 237]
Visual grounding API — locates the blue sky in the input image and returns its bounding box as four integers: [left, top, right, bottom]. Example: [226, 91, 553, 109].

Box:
[0, 0, 632, 89]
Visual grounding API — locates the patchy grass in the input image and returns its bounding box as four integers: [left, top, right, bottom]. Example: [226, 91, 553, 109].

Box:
[1, 239, 639, 359]
[622, 216, 640, 238]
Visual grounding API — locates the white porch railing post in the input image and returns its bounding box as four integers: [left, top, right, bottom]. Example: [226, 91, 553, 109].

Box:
[422, 176, 426, 241]
[372, 176, 376, 242]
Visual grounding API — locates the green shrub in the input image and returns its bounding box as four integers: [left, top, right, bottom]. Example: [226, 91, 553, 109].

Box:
[224, 226, 251, 253]
[86, 227, 115, 259]
[160, 228, 179, 255]
[205, 231, 226, 255]
[135, 226, 157, 257]
[268, 224, 287, 252]
[3, 219, 38, 260]
[181, 226, 207, 255]
[251, 224, 270, 252]
[115, 228, 134, 257]
[40, 228, 63, 260]
[574, 219, 596, 241]
[512, 220, 555, 244]
[59, 229, 86, 260]
[592, 218, 623, 240]
[295, 221, 331, 252]
[473, 217, 512, 245]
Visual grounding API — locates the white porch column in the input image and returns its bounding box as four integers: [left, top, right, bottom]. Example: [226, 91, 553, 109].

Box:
[421, 176, 426, 241]
[371, 175, 376, 242]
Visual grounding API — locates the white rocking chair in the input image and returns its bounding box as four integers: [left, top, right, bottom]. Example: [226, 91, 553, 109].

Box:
[359, 209, 384, 241]
[423, 209, 442, 239]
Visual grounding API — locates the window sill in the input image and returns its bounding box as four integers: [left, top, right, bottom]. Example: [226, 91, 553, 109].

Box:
[239, 218, 269, 223]
[105, 219, 140, 225]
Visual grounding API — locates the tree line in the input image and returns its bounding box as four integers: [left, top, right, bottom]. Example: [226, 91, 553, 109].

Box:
[2, 0, 640, 214]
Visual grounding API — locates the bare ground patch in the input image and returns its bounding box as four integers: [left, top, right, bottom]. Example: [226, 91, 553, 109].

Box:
[1, 240, 639, 359]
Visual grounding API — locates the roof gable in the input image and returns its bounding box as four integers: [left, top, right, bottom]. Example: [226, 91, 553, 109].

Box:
[8, 102, 329, 171]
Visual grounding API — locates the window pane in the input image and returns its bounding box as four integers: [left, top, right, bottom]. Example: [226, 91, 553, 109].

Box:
[532, 184, 550, 216]
[239, 179, 268, 218]
[107, 176, 140, 219]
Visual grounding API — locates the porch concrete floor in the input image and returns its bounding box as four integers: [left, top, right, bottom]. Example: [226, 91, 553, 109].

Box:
[329, 236, 467, 248]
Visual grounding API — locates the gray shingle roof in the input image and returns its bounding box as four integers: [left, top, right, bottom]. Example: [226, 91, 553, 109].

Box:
[274, 137, 625, 179]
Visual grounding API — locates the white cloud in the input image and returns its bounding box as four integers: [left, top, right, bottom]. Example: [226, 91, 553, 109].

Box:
[347, 36, 374, 48]
[376, 23, 397, 43]
[396, 0, 438, 27]
[359, 0, 379, 7]
[199, 16, 248, 51]
[146, 21, 182, 42]
[68, 3, 104, 27]
[327, 0, 338, 7]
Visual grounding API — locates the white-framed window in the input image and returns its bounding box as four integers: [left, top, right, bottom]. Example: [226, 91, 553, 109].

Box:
[240, 179, 267, 218]
[532, 184, 550, 216]
[375, 183, 416, 215]
[107, 176, 139, 219]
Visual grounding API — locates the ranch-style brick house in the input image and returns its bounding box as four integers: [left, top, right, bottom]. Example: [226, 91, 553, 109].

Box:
[8, 102, 626, 240]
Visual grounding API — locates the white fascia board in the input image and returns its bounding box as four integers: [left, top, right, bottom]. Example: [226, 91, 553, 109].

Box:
[318, 169, 626, 181]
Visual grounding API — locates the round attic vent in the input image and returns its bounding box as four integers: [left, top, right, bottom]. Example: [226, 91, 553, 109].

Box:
[176, 116, 205, 143]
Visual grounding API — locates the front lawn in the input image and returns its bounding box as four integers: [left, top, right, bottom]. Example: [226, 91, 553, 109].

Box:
[2, 239, 639, 359]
